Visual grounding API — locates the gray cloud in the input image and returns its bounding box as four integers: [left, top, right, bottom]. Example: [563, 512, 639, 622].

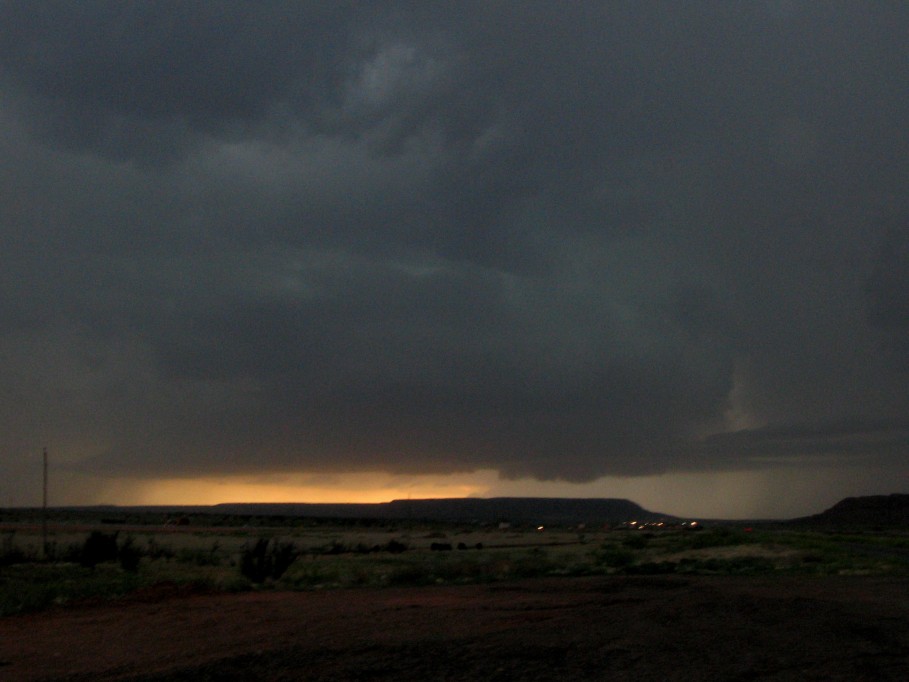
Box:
[1, 2, 908, 499]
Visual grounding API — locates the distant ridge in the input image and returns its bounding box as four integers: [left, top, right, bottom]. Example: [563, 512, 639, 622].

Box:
[212, 497, 672, 524]
[794, 493, 909, 526]
[384, 497, 670, 524]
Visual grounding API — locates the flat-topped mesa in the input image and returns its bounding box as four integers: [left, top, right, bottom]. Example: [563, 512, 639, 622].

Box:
[796, 493, 909, 526]
[209, 497, 672, 525]
[383, 497, 672, 524]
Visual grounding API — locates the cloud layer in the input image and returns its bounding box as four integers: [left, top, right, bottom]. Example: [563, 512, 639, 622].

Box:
[1, 2, 908, 493]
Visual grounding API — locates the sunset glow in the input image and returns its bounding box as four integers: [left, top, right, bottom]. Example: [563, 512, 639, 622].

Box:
[92, 471, 499, 506]
[9, 462, 885, 521]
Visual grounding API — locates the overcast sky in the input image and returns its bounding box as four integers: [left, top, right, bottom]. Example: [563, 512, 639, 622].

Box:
[1, 1, 907, 518]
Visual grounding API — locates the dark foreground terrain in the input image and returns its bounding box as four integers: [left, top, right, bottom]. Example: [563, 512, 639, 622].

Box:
[2, 575, 908, 681]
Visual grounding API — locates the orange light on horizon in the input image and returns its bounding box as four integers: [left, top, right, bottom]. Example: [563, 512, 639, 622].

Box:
[49, 465, 876, 520]
[94, 471, 498, 506]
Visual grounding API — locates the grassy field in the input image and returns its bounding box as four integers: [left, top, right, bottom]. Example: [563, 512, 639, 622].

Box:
[2, 509, 909, 616]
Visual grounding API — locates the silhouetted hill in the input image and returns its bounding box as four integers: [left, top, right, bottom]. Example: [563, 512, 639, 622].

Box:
[793, 494, 909, 526]
[213, 497, 671, 525]
[384, 497, 670, 524]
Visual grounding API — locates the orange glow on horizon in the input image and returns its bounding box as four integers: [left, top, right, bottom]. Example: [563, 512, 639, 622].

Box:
[100, 471, 499, 506]
[50, 464, 896, 520]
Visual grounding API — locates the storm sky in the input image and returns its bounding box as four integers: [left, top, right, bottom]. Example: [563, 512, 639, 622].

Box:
[1, 1, 908, 518]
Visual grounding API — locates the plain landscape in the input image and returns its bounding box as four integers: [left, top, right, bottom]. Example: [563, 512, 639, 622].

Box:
[2, 494, 909, 680]
[4, 4, 909, 679]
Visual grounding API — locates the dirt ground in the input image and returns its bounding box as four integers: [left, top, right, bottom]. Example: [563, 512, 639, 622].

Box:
[2, 575, 908, 681]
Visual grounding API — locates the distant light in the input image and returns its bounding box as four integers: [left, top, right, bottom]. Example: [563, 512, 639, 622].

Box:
[537, 525, 545, 531]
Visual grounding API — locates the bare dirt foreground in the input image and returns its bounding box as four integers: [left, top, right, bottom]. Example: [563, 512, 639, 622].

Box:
[2, 575, 909, 681]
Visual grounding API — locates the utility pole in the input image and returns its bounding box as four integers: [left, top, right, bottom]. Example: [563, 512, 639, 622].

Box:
[42, 447, 48, 558]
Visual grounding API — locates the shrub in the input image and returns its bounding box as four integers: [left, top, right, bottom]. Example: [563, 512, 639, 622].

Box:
[145, 538, 174, 560]
[387, 562, 431, 586]
[672, 556, 775, 575]
[679, 527, 753, 550]
[510, 548, 554, 578]
[55, 542, 85, 563]
[625, 561, 677, 575]
[0, 533, 28, 566]
[175, 542, 222, 566]
[270, 541, 298, 579]
[118, 536, 142, 572]
[323, 541, 347, 555]
[622, 533, 649, 549]
[80, 531, 119, 568]
[240, 538, 300, 583]
[597, 547, 635, 569]
[0, 563, 137, 616]
[240, 538, 270, 583]
[385, 539, 408, 554]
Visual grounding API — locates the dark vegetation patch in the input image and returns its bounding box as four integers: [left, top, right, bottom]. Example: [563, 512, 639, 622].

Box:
[3, 506, 909, 616]
[239, 538, 299, 583]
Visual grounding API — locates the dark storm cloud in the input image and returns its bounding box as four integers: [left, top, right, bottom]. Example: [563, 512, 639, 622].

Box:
[1, 1, 908, 488]
[0, 1, 360, 160]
